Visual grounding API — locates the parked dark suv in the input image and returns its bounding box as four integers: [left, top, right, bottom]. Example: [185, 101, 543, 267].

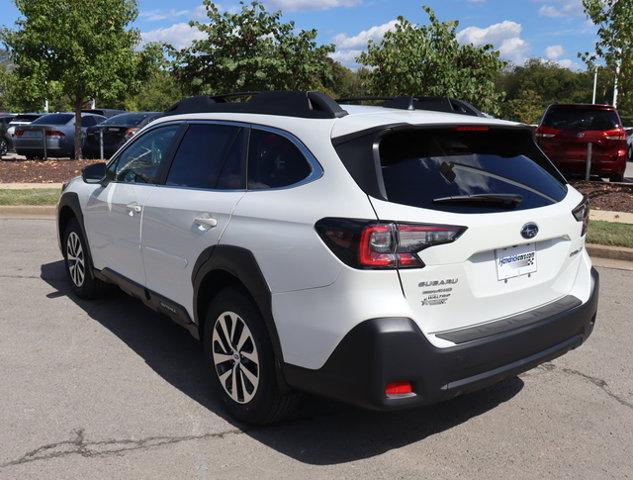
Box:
[536, 104, 628, 182]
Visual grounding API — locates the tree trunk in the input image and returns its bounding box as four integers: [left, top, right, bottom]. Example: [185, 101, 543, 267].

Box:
[74, 95, 83, 160]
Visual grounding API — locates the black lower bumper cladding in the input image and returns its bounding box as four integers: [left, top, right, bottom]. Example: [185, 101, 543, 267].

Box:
[284, 268, 599, 410]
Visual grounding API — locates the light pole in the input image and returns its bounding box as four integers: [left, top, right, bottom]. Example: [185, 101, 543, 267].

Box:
[592, 67, 598, 104]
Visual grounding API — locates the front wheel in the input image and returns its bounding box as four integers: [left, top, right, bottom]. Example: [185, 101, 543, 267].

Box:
[63, 218, 108, 299]
[203, 288, 300, 425]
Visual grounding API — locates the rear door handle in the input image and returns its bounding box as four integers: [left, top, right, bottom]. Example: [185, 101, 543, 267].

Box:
[194, 214, 218, 230]
[126, 203, 142, 216]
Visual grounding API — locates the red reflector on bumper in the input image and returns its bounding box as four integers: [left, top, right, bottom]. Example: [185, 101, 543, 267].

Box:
[385, 381, 413, 395]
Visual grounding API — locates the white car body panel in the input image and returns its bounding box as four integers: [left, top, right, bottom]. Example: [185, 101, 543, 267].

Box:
[60, 105, 594, 372]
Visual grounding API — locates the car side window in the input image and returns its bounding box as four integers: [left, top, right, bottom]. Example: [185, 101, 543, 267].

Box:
[247, 129, 312, 190]
[166, 123, 245, 190]
[108, 125, 179, 184]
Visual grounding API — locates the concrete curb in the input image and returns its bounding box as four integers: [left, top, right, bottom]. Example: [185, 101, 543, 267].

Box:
[0, 183, 63, 190]
[586, 244, 633, 262]
[590, 210, 633, 225]
[0, 205, 56, 218]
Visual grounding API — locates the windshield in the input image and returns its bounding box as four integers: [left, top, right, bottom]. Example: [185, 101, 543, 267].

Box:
[542, 108, 620, 131]
[32, 114, 73, 125]
[102, 113, 155, 127]
[378, 128, 567, 213]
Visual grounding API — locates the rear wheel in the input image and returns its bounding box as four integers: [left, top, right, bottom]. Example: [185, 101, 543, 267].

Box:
[203, 288, 300, 425]
[0, 138, 8, 157]
[63, 218, 108, 299]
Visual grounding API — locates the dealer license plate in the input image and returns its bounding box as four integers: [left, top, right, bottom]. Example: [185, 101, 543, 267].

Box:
[495, 243, 537, 281]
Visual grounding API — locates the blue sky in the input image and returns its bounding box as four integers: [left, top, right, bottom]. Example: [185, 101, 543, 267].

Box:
[0, 0, 597, 70]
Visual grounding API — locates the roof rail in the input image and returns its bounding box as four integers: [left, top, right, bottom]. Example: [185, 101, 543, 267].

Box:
[337, 95, 487, 117]
[164, 91, 348, 119]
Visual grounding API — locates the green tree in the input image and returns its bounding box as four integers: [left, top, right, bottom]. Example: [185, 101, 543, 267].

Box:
[1, 0, 146, 158]
[173, 0, 335, 95]
[582, 0, 633, 116]
[358, 6, 506, 116]
[497, 59, 594, 122]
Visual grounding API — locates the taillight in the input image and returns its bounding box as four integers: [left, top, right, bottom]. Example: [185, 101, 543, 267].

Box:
[535, 126, 560, 139]
[124, 127, 139, 139]
[14, 128, 24, 137]
[46, 129, 65, 137]
[315, 218, 466, 270]
[572, 198, 590, 236]
[604, 128, 627, 141]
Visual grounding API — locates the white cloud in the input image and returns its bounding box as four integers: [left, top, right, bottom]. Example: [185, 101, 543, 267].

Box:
[545, 44, 564, 59]
[141, 23, 206, 49]
[457, 21, 529, 64]
[140, 9, 191, 21]
[332, 20, 398, 50]
[330, 20, 397, 68]
[265, 0, 361, 11]
[556, 58, 574, 68]
[538, 0, 582, 17]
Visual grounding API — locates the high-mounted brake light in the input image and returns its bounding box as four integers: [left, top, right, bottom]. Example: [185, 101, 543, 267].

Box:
[454, 126, 489, 132]
[315, 218, 467, 270]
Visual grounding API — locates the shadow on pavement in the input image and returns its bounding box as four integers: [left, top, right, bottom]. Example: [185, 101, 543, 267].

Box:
[41, 260, 524, 465]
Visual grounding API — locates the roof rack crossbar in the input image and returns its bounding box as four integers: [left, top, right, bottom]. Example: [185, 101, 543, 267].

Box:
[165, 91, 348, 119]
[337, 95, 486, 117]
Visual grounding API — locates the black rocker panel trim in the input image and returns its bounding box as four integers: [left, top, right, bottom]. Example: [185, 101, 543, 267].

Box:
[435, 295, 583, 344]
[100, 268, 199, 339]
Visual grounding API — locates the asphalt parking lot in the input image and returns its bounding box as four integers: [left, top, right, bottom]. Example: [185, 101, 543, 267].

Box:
[1, 218, 632, 479]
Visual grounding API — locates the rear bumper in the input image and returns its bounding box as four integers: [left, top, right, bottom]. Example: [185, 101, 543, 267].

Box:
[284, 268, 599, 410]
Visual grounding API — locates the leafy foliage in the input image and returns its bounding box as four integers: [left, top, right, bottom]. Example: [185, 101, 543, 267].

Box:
[173, 1, 335, 95]
[358, 6, 506, 115]
[582, 0, 633, 115]
[1, 0, 150, 158]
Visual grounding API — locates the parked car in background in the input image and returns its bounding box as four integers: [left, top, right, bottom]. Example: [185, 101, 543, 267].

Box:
[82, 108, 126, 119]
[0, 114, 15, 156]
[84, 111, 161, 159]
[14, 112, 106, 159]
[536, 104, 628, 182]
[627, 128, 633, 162]
[7, 113, 45, 139]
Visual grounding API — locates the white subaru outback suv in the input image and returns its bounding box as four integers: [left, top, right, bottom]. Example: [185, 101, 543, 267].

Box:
[57, 92, 598, 425]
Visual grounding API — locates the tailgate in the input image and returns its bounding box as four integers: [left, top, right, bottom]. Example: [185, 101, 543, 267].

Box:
[370, 193, 586, 335]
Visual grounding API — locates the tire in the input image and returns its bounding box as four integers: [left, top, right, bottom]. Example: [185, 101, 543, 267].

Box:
[609, 173, 624, 183]
[63, 217, 108, 299]
[203, 287, 300, 425]
[0, 138, 8, 157]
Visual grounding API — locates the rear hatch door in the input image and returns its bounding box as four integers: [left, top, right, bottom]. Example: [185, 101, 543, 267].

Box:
[370, 126, 586, 337]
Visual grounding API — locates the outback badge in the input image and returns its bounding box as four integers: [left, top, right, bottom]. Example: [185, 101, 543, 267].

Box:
[521, 222, 539, 239]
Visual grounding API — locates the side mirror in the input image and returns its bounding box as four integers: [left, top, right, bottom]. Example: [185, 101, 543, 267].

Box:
[82, 162, 107, 184]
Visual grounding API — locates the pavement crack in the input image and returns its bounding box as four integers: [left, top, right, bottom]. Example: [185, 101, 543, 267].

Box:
[0, 274, 41, 279]
[0, 427, 246, 469]
[529, 362, 633, 410]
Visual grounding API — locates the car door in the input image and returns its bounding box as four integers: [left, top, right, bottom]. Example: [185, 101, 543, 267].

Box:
[141, 122, 248, 314]
[83, 123, 181, 284]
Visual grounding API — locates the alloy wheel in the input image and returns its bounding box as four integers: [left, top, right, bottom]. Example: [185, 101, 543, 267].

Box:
[212, 311, 260, 404]
[0, 139, 7, 157]
[66, 231, 85, 287]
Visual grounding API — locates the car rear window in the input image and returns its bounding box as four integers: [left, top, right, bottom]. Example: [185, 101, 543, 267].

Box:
[32, 114, 73, 125]
[102, 113, 155, 127]
[376, 128, 567, 213]
[542, 108, 620, 131]
[10, 114, 41, 123]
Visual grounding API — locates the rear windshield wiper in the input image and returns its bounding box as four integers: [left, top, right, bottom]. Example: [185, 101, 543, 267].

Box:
[432, 194, 523, 208]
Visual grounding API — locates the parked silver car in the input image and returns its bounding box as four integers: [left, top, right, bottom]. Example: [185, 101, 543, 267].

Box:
[13, 112, 105, 159]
